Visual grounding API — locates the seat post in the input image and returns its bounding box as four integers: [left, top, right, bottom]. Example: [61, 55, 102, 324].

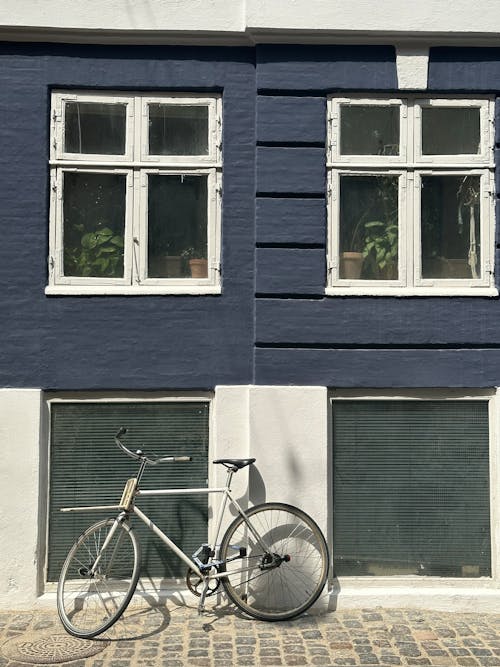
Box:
[225, 466, 235, 489]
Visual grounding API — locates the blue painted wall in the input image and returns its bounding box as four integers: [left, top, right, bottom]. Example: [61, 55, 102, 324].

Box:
[254, 45, 500, 387]
[0, 43, 255, 390]
[1, 43, 500, 389]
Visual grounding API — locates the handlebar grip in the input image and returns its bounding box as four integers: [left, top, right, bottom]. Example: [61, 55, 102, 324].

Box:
[116, 426, 128, 439]
[173, 456, 192, 462]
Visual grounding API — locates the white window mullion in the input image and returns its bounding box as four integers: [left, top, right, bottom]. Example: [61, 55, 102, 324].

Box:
[399, 172, 409, 288]
[328, 170, 340, 284]
[214, 97, 223, 164]
[211, 169, 222, 276]
[50, 169, 64, 284]
[482, 171, 495, 281]
[123, 170, 136, 286]
[400, 100, 409, 164]
[412, 172, 422, 288]
[134, 170, 148, 285]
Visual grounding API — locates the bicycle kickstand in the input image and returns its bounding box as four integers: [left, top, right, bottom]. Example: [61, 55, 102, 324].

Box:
[197, 579, 211, 616]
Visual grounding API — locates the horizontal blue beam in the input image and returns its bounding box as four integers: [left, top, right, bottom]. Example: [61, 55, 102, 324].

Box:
[256, 348, 500, 387]
[257, 147, 325, 194]
[256, 198, 326, 245]
[256, 298, 500, 346]
[256, 248, 325, 294]
[257, 96, 326, 144]
[256, 45, 397, 91]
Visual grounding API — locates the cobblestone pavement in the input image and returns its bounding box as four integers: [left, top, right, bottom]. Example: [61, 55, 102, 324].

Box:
[0, 602, 499, 667]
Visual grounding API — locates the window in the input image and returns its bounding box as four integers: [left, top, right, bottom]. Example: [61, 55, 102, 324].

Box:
[332, 397, 491, 577]
[48, 92, 222, 295]
[47, 400, 209, 581]
[327, 96, 495, 296]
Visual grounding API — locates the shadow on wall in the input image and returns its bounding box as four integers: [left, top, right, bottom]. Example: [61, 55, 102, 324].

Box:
[248, 465, 267, 505]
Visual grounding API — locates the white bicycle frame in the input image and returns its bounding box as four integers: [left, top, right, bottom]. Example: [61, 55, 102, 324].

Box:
[61, 466, 270, 586]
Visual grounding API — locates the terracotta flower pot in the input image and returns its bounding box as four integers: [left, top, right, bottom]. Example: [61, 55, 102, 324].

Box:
[189, 258, 208, 278]
[340, 252, 363, 279]
[148, 255, 182, 278]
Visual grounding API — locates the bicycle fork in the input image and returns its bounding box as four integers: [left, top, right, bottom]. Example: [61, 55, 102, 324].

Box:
[86, 513, 128, 577]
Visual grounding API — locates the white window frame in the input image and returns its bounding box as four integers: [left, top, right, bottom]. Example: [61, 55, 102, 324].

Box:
[327, 95, 496, 297]
[330, 388, 500, 588]
[48, 91, 222, 295]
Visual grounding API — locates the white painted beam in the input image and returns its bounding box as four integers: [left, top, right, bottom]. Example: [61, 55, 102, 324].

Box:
[1, 0, 500, 45]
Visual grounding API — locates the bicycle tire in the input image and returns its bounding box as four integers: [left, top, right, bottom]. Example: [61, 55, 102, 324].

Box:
[57, 518, 141, 638]
[220, 502, 329, 621]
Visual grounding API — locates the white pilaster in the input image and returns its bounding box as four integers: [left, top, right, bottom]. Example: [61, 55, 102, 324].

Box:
[0, 389, 44, 608]
[396, 46, 429, 89]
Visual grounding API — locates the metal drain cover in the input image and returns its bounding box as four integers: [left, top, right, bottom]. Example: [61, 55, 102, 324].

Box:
[1, 632, 108, 664]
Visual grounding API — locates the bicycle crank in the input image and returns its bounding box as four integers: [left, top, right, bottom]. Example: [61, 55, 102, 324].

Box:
[186, 567, 220, 597]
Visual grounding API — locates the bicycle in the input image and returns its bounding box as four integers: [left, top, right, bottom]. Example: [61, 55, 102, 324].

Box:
[57, 427, 329, 638]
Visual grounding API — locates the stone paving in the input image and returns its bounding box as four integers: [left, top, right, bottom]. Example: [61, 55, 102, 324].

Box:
[0, 602, 498, 667]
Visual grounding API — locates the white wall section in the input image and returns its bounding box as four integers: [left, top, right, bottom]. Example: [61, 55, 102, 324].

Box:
[213, 385, 329, 536]
[0, 389, 43, 608]
[1, 0, 500, 44]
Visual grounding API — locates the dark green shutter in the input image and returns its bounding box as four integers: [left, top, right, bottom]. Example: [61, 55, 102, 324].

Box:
[48, 402, 209, 581]
[333, 400, 491, 577]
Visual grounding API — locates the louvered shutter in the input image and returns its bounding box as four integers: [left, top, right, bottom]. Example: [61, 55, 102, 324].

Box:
[332, 400, 490, 577]
[47, 401, 209, 581]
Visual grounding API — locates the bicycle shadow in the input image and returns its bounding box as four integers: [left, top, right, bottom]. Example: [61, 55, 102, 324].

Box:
[97, 590, 171, 642]
[97, 586, 241, 641]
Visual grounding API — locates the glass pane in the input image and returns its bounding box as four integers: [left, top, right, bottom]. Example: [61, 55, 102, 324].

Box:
[47, 401, 209, 580]
[63, 172, 126, 278]
[148, 175, 208, 278]
[422, 107, 480, 155]
[339, 175, 399, 280]
[333, 401, 491, 577]
[64, 102, 126, 154]
[149, 105, 209, 155]
[340, 105, 399, 156]
[421, 175, 481, 280]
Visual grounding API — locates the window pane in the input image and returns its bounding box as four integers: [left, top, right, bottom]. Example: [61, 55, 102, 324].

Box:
[148, 175, 208, 278]
[149, 105, 209, 155]
[333, 401, 491, 577]
[64, 102, 126, 154]
[340, 105, 399, 156]
[63, 172, 126, 278]
[339, 175, 399, 280]
[421, 175, 481, 280]
[47, 402, 209, 581]
[422, 107, 480, 155]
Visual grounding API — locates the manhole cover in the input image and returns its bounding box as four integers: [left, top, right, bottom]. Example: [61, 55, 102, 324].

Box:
[1, 632, 108, 664]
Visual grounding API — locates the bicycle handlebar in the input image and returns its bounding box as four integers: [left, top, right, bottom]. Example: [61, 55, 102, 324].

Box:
[114, 427, 192, 465]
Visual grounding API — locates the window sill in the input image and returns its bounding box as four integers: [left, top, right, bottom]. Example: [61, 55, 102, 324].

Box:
[325, 286, 499, 297]
[45, 285, 222, 296]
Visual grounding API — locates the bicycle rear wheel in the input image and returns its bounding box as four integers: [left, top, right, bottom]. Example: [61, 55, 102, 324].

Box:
[220, 502, 329, 621]
[57, 518, 141, 638]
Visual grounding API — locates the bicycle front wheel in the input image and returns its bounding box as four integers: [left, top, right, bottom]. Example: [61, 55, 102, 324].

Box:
[57, 518, 141, 638]
[220, 502, 329, 621]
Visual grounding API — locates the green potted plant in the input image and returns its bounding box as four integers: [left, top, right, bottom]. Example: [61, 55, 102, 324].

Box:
[65, 225, 124, 277]
[181, 246, 208, 278]
[362, 220, 398, 279]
